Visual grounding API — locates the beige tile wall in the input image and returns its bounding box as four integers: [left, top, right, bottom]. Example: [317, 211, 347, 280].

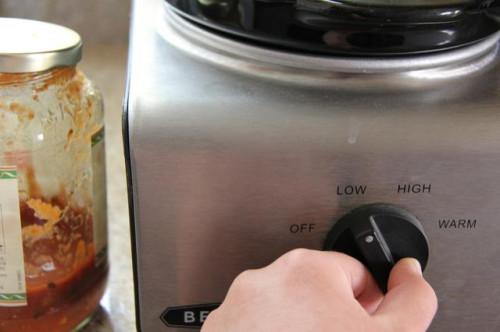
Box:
[0, 0, 130, 44]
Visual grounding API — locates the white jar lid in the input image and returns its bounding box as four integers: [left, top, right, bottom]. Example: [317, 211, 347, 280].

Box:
[0, 18, 82, 73]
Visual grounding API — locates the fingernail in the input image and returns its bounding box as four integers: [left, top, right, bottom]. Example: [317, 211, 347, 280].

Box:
[403, 258, 422, 276]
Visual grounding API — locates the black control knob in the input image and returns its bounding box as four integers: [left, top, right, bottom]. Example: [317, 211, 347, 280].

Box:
[324, 204, 429, 292]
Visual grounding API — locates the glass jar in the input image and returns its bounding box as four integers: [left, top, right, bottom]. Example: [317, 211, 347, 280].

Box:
[0, 18, 108, 331]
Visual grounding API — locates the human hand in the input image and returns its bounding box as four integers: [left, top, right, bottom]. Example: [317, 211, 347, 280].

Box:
[202, 249, 437, 332]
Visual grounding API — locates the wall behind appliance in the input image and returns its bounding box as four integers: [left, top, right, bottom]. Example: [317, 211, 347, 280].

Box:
[0, 0, 130, 44]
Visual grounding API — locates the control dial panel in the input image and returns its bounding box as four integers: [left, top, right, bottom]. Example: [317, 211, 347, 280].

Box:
[324, 204, 429, 292]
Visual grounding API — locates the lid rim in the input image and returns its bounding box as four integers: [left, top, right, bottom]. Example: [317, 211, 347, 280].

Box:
[0, 19, 82, 73]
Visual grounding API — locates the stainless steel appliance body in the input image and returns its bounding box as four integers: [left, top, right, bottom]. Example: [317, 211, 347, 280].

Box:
[124, 0, 500, 330]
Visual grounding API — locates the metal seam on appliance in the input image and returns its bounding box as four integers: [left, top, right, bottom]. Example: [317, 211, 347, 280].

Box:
[159, 4, 499, 88]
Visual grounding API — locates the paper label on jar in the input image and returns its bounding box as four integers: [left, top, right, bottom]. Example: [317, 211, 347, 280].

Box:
[0, 167, 27, 306]
[91, 128, 108, 267]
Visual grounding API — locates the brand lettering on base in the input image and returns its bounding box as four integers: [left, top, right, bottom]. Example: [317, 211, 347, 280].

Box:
[161, 303, 220, 328]
[183, 310, 210, 324]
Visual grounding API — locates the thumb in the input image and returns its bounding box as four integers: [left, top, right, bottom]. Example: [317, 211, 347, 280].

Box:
[374, 258, 438, 332]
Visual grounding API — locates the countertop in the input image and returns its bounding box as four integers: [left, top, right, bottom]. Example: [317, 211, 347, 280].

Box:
[79, 44, 136, 332]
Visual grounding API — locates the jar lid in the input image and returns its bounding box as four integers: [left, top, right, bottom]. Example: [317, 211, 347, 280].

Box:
[166, 0, 500, 56]
[0, 18, 82, 73]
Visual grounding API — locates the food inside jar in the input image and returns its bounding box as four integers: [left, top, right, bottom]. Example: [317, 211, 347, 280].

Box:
[0, 197, 108, 332]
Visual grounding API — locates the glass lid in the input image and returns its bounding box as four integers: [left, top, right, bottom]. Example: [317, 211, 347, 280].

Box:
[165, 0, 500, 56]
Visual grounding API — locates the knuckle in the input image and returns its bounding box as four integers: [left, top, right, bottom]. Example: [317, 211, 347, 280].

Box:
[233, 270, 250, 283]
[276, 249, 329, 287]
[231, 269, 256, 288]
[280, 248, 315, 271]
[227, 269, 259, 299]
